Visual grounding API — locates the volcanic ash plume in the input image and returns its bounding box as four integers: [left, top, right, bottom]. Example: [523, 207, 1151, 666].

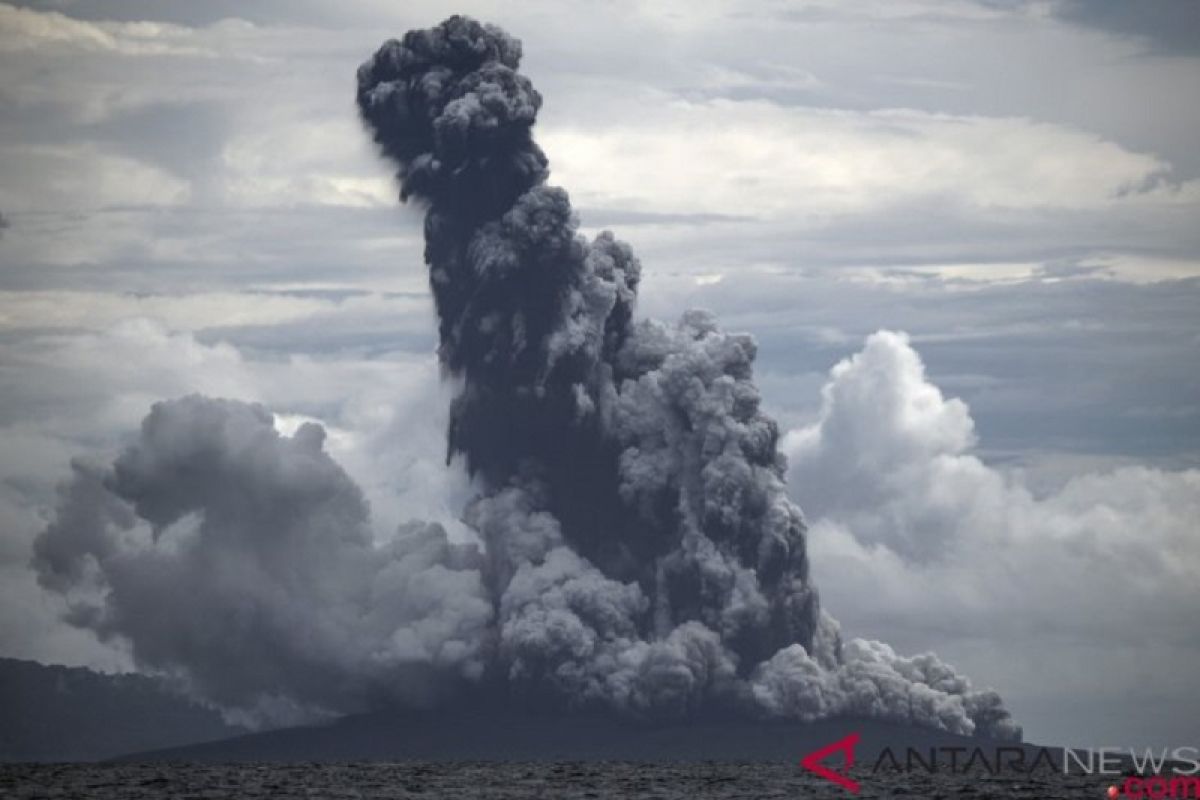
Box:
[33, 397, 493, 726]
[33, 15, 1018, 740]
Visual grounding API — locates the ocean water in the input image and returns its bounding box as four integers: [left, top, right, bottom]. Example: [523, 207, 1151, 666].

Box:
[0, 761, 1111, 798]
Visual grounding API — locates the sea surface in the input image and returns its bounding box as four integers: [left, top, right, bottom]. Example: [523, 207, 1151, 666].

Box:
[0, 761, 1113, 798]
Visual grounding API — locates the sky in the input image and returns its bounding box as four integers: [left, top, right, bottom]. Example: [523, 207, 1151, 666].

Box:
[0, 0, 1198, 749]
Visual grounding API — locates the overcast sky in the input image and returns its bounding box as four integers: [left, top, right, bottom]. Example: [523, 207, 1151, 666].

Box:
[1, 0, 1198, 749]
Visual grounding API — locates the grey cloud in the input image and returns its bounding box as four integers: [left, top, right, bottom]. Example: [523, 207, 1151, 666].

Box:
[4, 2, 1198, 301]
[574, 209, 752, 228]
[0, 206, 426, 293]
[8, 1, 262, 26]
[84, 101, 232, 183]
[1054, 0, 1200, 56]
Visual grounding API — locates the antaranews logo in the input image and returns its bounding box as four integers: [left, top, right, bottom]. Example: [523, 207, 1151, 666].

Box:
[800, 734, 1200, 796]
[800, 732, 861, 794]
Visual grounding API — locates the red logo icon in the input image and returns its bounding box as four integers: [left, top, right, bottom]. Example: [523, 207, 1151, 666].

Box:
[801, 732, 862, 794]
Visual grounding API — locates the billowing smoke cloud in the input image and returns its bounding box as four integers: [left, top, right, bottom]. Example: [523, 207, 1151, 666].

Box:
[33, 396, 492, 725]
[32, 16, 1019, 740]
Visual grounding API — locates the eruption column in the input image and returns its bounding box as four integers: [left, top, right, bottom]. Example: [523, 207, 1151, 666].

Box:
[32, 15, 1020, 741]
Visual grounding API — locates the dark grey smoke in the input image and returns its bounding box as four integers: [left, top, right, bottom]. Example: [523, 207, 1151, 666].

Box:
[356, 11, 816, 675]
[32, 16, 1019, 741]
[353, 15, 1014, 736]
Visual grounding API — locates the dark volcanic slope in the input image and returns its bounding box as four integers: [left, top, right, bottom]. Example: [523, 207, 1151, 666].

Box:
[120, 710, 1045, 763]
[0, 658, 242, 762]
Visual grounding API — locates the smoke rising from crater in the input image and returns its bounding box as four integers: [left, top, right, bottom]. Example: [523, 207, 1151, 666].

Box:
[32, 16, 1018, 740]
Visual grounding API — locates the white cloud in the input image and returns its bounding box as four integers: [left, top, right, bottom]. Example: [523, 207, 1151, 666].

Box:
[541, 99, 1197, 220]
[0, 316, 456, 513]
[0, 3, 250, 58]
[783, 330, 1200, 743]
[219, 118, 395, 209]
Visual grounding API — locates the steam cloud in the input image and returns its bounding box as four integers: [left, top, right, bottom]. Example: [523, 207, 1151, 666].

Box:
[32, 16, 1018, 740]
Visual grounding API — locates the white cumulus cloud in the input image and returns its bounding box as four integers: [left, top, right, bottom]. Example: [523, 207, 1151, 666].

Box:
[783, 330, 1200, 744]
